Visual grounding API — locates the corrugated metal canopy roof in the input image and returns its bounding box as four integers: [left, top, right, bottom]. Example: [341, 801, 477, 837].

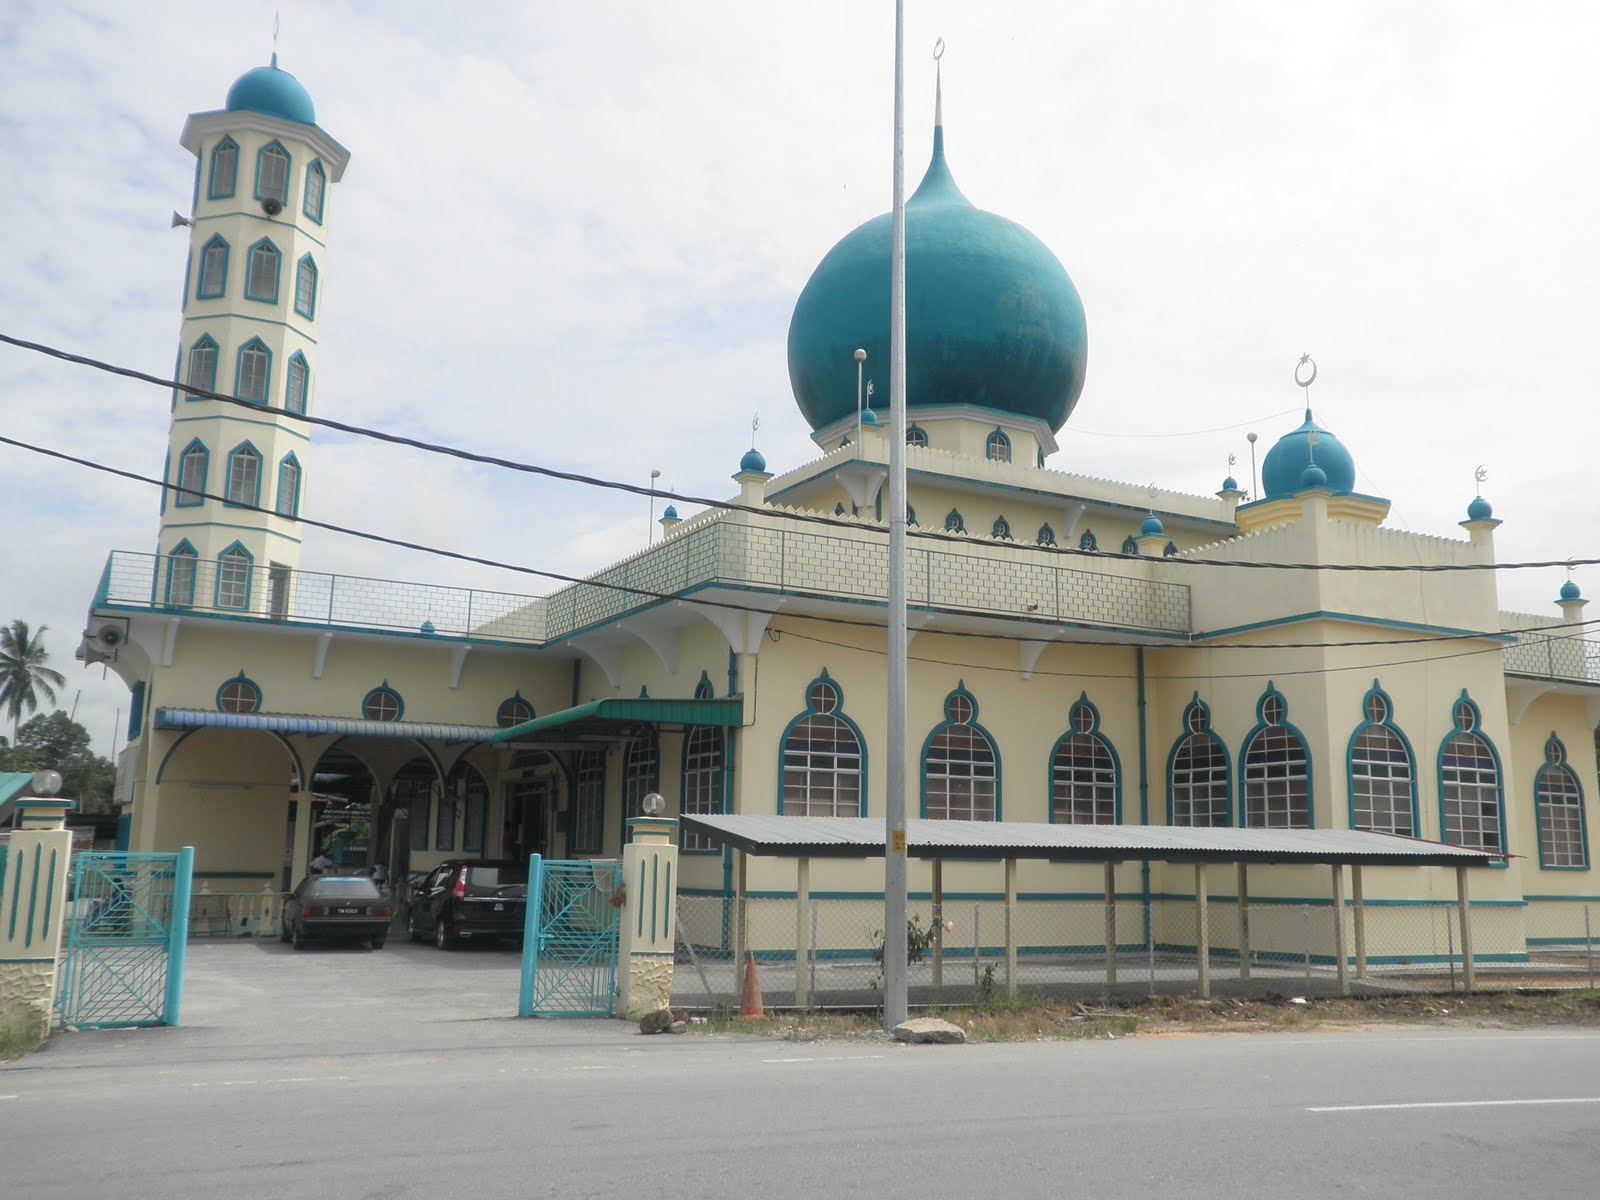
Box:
[679, 815, 1507, 867]
[489, 697, 743, 745]
[154, 708, 502, 743]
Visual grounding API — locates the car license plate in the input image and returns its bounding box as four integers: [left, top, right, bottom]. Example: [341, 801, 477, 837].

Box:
[336, 907, 359, 915]
[493, 902, 505, 912]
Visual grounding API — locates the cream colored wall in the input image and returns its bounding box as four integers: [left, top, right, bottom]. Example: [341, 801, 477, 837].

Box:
[1506, 692, 1600, 895]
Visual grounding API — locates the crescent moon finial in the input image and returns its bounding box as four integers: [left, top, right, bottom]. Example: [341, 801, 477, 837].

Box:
[1294, 354, 1317, 390]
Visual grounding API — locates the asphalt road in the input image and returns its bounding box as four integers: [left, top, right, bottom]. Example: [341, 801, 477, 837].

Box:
[5, 943, 1599, 1198]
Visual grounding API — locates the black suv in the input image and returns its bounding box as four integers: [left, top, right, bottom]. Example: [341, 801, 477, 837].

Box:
[406, 860, 529, 949]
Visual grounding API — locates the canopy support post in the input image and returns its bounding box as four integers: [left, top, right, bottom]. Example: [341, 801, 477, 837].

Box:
[1352, 864, 1368, 979]
[1004, 857, 1018, 1000]
[1195, 862, 1210, 999]
[1331, 863, 1350, 996]
[1456, 865, 1476, 992]
[1104, 862, 1117, 987]
[734, 849, 749, 1004]
[795, 856, 810, 1009]
[1237, 862, 1251, 981]
[931, 859, 944, 989]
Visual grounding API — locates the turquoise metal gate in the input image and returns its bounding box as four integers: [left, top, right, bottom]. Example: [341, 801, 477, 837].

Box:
[517, 855, 622, 1017]
[57, 849, 194, 1029]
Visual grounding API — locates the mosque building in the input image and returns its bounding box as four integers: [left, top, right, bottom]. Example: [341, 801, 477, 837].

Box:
[79, 54, 1598, 962]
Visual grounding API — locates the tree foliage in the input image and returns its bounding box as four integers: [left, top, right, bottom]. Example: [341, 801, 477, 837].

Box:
[0, 711, 115, 814]
[0, 620, 67, 743]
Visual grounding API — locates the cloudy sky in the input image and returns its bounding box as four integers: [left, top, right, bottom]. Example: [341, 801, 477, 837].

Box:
[1, 1, 1595, 756]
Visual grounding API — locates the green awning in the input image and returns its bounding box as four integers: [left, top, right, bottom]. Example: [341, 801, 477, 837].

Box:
[490, 697, 743, 744]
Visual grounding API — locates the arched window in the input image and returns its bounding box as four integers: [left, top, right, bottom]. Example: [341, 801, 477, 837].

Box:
[197, 235, 229, 299]
[294, 254, 318, 319]
[160, 450, 170, 514]
[1036, 523, 1056, 547]
[237, 338, 271, 404]
[694, 674, 715, 701]
[922, 685, 998, 821]
[496, 693, 533, 728]
[1241, 685, 1310, 828]
[1079, 530, 1097, 552]
[275, 454, 301, 518]
[1168, 696, 1229, 827]
[906, 505, 917, 526]
[303, 160, 326, 223]
[187, 334, 219, 397]
[1535, 735, 1587, 869]
[224, 443, 261, 507]
[1439, 692, 1503, 852]
[215, 542, 254, 610]
[244, 239, 281, 303]
[208, 136, 238, 199]
[1121, 535, 1139, 555]
[682, 725, 725, 852]
[985, 429, 1011, 463]
[285, 352, 309, 414]
[623, 729, 660, 820]
[175, 439, 208, 506]
[1051, 695, 1118, 824]
[447, 760, 490, 855]
[991, 516, 1013, 541]
[254, 141, 290, 205]
[216, 673, 262, 713]
[571, 749, 606, 854]
[166, 541, 198, 607]
[362, 683, 404, 722]
[943, 509, 966, 534]
[906, 425, 928, 448]
[1163, 541, 1178, 557]
[1348, 682, 1415, 835]
[781, 673, 864, 817]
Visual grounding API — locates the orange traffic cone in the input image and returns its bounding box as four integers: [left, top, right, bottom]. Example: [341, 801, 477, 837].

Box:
[739, 950, 765, 1018]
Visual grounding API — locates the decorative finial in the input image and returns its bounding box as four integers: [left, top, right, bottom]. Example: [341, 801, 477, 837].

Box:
[751, 412, 760, 449]
[1306, 430, 1320, 466]
[1147, 482, 1158, 512]
[1228, 451, 1237, 470]
[933, 38, 945, 127]
[272, 12, 280, 68]
[1294, 353, 1317, 419]
[865, 380, 875, 401]
[1474, 464, 1488, 497]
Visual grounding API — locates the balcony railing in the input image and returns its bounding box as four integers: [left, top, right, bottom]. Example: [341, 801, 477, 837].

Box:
[1500, 616, 1600, 685]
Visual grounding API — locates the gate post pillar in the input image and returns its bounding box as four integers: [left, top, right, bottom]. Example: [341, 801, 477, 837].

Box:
[615, 815, 679, 1020]
[0, 795, 75, 1046]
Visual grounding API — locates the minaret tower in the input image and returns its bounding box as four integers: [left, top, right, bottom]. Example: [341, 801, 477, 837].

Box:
[158, 52, 349, 617]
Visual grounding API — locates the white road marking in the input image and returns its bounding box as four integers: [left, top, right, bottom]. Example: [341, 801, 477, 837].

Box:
[560, 1065, 616, 1072]
[761, 1054, 886, 1064]
[0, 1094, 19, 1101]
[1310, 1097, 1600, 1113]
[762, 1057, 815, 1063]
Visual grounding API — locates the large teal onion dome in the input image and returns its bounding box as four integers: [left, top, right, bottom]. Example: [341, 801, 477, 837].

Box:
[1261, 409, 1357, 499]
[787, 124, 1087, 433]
[226, 57, 316, 125]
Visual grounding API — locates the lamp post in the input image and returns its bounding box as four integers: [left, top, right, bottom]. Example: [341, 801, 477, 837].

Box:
[647, 468, 661, 543]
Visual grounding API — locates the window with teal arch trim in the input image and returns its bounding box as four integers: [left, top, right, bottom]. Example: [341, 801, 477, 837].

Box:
[985, 429, 1011, 462]
[244, 238, 281, 304]
[160, 450, 170, 514]
[781, 672, 864, 817]
[254, 140, 290, 205]
[1241, 684, 1310, 829]
[681, 723, 724, 852]
[237, 337, 271, 404]
[495, 692, 533, 728]
[197, 234, 229, 299]
[175, 438, 208, 507]
[225, 442, 262, 508]
[1050, 694, 1118, 824]
[216, 672, 262, 713]
[215, 541, 254, 611]
[208, 136, 238, 199]
[361, 683, 404, 722]
[303, 159, 326, 223]
[571, 749, 606, 855]
[623, 729, 661, 822]
[276, 453, 301, 518]
[285, 352, 309, 415]
[1120, 535, 1138, 555]
[1535, 735, 1587, 868]
[694, 673, 715, 701]
[1169, 695, 1229, 826]
[1036, 523, 1055, 547]
[1347, 682, 1415, 836]
[127, 681, 146, 740]
[1163, 541, 1178, 557]
[906, 505, 917, 526]
[944, 508, 965, 534]
[991, 516, 1012, 541]
[165, 541, 198, 607]
[922, 684, 998, 820]
[187, 334, 219, 398]
[906, 425, 928, 448]
[1079, 530, 1097, 552]
[294, 253, 318, 319]
[1438, 691, 1503, 853]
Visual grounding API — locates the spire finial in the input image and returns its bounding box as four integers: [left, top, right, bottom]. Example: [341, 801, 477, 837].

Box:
[271, 11, 280, 67]
[933, 38, 945, 128]
[1294, 353, 1317, 421]
[751, 411, 760, 450]
[1474, 464, 1488, 497]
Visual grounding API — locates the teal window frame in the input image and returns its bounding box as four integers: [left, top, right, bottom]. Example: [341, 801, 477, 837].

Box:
[207, 136, 238, 200]
[943, 509, 966, 534]
[197, 235, 229, 299]
[1121, 535, 1138, 555]
[224, 441, 263, 509]
[1167, 695, 1231, 827]
[275, 452, 302, 518]
[361, 684, 405, 722]
[244, 238, 281, 304]
[303, 159, 326, 223]
[906, 425, 928, 448]
[920, 683, 1000, 821]
[985, 429, 1011, 462]
[451, 761, 488, 855]
[623, 728, 661, 821]
[681, 725, 725, 853]
[1534, 734, 1588, 870]
[1048, 694, 1120, 824]
[285, 351, 309, 414]
[214, 541, 255, 611]
[254, 140, 291, 205]
[294, 253, 318, 319]
[991, 516, 1013, 541]
[160, 450, 170, 514]
[165, 540, 199, 607]
[187, 334, 219, 399]
[1345, 681, 1418, 837]
[1239, 683, 1312, 829]
[1036, 523, 1056, 547]
[495, 693, 533, 728]
[571, 749, 606, 855]
[175, 438, 208, 507]
[1437, 691, 1505, 855]
[1079, 530, 1097, 552]
[779, 671, 866, 818]
[216, 671, 263, 713]
[128, 681, 147, 740]
[236, 337, 272, 405]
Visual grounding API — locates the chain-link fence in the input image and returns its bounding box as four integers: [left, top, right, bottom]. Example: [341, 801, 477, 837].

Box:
[672, 895, 1600, 1009]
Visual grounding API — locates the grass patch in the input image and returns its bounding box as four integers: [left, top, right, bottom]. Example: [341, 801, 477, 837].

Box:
[0, 1021, 47, 1061]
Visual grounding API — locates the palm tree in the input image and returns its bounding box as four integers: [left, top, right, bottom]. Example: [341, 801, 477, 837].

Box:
[0, 620, 67, 743]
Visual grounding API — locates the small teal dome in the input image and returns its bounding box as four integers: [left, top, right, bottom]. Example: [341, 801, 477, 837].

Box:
[1560, 579, 1582, 602]
[1221, 475, 1240, 493]
[419, 620, 436, 635]
[1300, 464, 1328, 489]
[738, 448, 767, 474]
[787, 124, 1087, 433]
[1466, 495, 1493, 522]
[225, 60, 316, 126]
[662, 505, 679, 522]
[1139, 514, 1164, 538]
[1261, 409, 1357, 498]
[860, 408, 880, 426]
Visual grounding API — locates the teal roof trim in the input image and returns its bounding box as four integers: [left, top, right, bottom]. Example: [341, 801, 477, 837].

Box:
[490, 697, 744, 744]
[153, 708, 499, 743]
[1, 772, 38, 807]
